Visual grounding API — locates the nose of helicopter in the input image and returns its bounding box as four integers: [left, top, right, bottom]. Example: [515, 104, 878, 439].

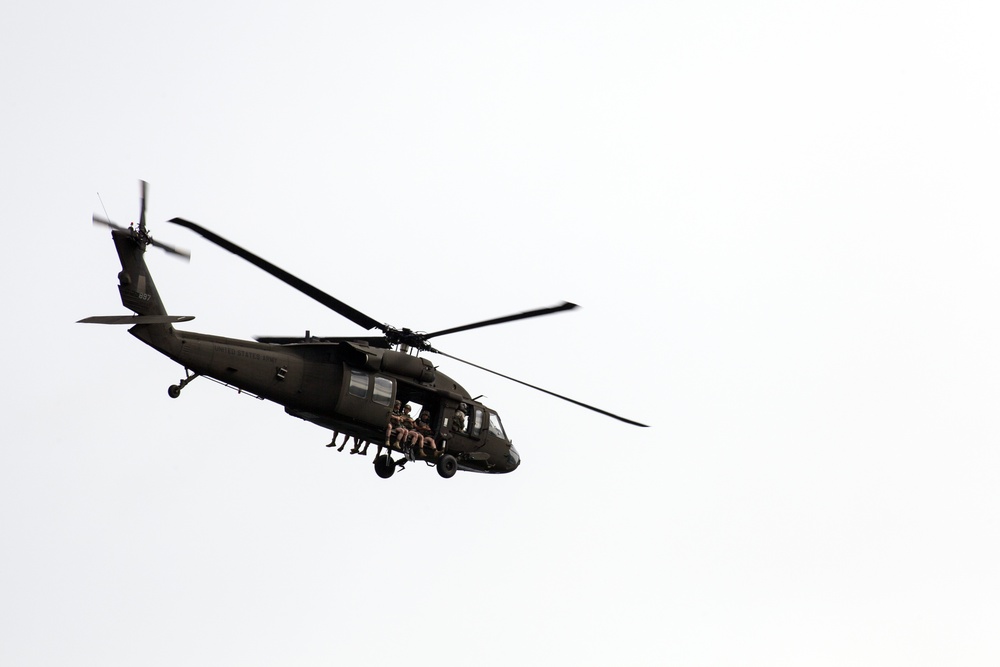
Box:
[505, 443, 521, 471]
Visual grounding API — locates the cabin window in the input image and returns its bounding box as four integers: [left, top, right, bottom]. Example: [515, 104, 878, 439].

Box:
[488, 411, 507, 440]
[471, 408, 484, 437]
[373, 377, 393, 406]
[348, 370, 369, 398]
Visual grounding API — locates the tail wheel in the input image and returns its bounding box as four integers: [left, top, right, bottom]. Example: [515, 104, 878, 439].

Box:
[168, 370, 198, 399]
[437, 454, 458, 479]
[374, 454, 396, 479]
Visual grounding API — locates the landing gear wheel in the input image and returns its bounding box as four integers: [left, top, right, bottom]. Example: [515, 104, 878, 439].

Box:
[374, 454, 396, 479]
[168, 370, 199, 399]
[437, 454, 458, 479]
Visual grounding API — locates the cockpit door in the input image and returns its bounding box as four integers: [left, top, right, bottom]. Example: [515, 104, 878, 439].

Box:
[470, 407, 484, 438]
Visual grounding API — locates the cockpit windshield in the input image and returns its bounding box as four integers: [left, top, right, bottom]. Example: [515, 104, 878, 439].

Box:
[487, 411, 507, 441]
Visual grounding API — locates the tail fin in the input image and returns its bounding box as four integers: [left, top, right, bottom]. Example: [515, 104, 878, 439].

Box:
[112, 229, 168, 316]
[82, 228, 187, 361]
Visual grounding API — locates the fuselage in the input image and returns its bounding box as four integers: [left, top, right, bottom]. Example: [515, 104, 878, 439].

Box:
[98, 227, 520, 475]
[129, 323, 520, 474]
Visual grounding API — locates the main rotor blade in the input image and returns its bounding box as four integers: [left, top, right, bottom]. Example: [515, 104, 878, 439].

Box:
[424, 301, 579, 340]
[434, 349, 649, 427]
[256, 335, 391, 348]
[168, 217, 384, 331]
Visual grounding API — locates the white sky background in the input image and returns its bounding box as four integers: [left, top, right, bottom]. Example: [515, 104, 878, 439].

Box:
[2, 1, 999, 665]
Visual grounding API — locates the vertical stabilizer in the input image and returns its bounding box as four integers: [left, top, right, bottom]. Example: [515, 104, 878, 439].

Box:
[112, 229, 168, 316]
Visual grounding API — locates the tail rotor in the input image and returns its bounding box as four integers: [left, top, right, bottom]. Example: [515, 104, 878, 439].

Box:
[93, 180, 190, 260]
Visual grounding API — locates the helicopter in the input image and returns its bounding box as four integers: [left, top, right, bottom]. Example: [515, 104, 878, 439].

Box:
[81, 181, 647, 479]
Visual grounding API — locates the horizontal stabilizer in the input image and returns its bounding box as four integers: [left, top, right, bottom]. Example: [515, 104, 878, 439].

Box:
[77, 315, 195, 325]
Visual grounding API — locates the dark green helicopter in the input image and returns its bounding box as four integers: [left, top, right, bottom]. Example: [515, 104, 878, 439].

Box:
[81, 182, 647, 479]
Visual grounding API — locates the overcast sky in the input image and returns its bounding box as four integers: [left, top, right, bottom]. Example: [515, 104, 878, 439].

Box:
[3, 2, 1000, 665]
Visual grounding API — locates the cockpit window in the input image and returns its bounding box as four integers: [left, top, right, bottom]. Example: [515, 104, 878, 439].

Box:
[488, 411, 507, 441]
[471, 408, 484, 437]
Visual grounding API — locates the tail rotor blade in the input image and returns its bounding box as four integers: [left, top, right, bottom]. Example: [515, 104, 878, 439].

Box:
[92, 213, 126, 232]
[150, 238, 191, 260]
[92, 182, 189, 260]
[138, 179, 148, 235]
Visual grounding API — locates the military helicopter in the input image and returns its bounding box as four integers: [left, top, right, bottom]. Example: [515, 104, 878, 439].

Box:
[81, 181, 647, 479]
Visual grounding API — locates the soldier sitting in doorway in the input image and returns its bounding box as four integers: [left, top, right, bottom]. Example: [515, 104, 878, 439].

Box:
[390, 403, 415, 447]
[349, 437, 371, 456]
[385, 400, 405, 443]
[408, 409, 439, 460]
